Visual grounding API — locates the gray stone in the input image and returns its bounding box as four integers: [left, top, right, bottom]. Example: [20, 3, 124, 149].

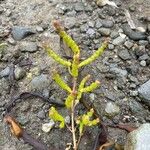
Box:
[113, 36, 125, 45]
[118, 49, 131, 60]
[101, 20, 114, 28]
[74, 3, 84, 12]
[95, 19, 102, 29]
[124, 124, 150, 150]
[14, 67, 26, 80]
[139, 40, 148, 46]
[124, 41, 133, 49]
[80, 24, 89, 33]
[110, 67, 128, 78]
[130, 90, 138, 96]
[36, 26, 44, 32]
[30, 74, 50, 90]
[129, 99, 144, 114]
[105, 102, 120, 117]
[140, 60, 146, 66]
[110, 31, 119, 39]
[12, 26, 35, 41]
[86, 28, 95, 36]
[0, 66, 10, 78]
[64, 17, 76, 29]
[20, 42, 38, 52]
[0, 78, 9, 94]
[138, 54, 149, 61]
[122, 24, 146, 41]
[138, 80, 150, 106]
[98, 28, 110, 36]
[108, 44, 115, 50]
[17, 115, 29, 125]
[37, 110, 45, 119]
[88, 21, 95, 28]
[129, 5, 136, 12]
[148, 24, 150, 32]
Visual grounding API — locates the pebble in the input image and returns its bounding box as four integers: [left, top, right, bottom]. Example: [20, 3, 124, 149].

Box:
[20, 42, 38, 52]
[0, 78, 9, 94]
[80, 24, 89, 33]
[0, 66, 10, 78]
[109, 67, 128, 78]
[14, 67, 26, 80]
[138, 80, 150, 106]
[37, 110, 45, 119]
[64, 17, 76, 29]
[65, 116, 71, 124]
[105, 102, 120, 117]
[118, 49, 131, 60]
[130, 90, 138, 96]
[108, 44, 115, 50]
[86, 28, 95, 37]
[124, 124, 150, 150]
[30, 74, 50, 90]
[98, 28, 110, 36]
[101, 20, 114, 28]
[113, 36, 125, 45]
[12, 26, 35, 41]
[42, 120, 55, 133]
[36, 26, 44, 32]
[139, 54, 149, 61]
[95, 19, 102, 29]
[129, 99, 144, 114]
[124, 41, 133, 49]
[74, 3, 84, 12]
[139, 40, 148, 46]
[140, 60, 146, 66]
[122, 24, 146, 41]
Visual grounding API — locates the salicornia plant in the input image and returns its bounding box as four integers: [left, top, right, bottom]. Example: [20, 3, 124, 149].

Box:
[43, 20, 108, 150]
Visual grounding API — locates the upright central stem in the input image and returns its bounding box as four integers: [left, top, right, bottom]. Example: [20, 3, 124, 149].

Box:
[71, 77, 77, 150]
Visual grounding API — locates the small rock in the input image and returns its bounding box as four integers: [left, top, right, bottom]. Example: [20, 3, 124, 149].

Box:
[118, 49, 131, 60]
[95, 19, 102, 29]
[0, 78, 9, 94]
[129, 99, 144, 114]
[130, 90, 138, 96]
[140, 60, 146, 66]
[139, 54, 149, 61]
[101, 20, 114, 28]
[74, 3, 84, 12]
[65, 116, 71, 124]
[36, 26, 44, 32]
[12, 26, 35, 41]
[37, 110, 45, 119]
[129, 5, 136, 12]
[138, 80, 150, 106]
[86, 28, 95, 36]
[113, 36, 125, 45]
[30, 74, 50, 90]
[42, 120, 55, 133]
[80, 24, 89, 33]
[64, 17, 76, 29]
[124, 124, 150, 150]
[20, 42, 38, 52]
[124, 41, 133, 49]
[109, 67, 128, 78]
[105, 102, 120, 117]
[7, 38, 16, 45]
[139, 40, 148, 46]
[98, 28, 110, 36]
[110, 31, 119, 39]
[17, 115, 29, 125]
[108, 44, 115, 50]
[14, 67, 26, 80]
[0, 66, 10, 78]
[122, 24, 146, 41]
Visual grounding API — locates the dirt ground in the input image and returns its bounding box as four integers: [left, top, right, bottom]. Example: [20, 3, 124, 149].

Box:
[0, 0, 150, 150]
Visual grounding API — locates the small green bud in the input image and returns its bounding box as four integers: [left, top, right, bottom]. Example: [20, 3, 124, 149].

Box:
[77, 75, 91, 100]
[79, 41, 108, 68]
[65, 94, 75, 108]
[44, 45, 71, 67]
[81, 80, 100, 93]
[53, 72, 72, 93]
[71, 54, 79, 77]
[49, 107, 65, 128]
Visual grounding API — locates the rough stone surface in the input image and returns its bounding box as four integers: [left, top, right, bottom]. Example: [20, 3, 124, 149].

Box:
[98, 28, 110, 36]
[118, 49, 131, 60]
[124, 124, 150, 150]
[12, 26, 35, 41]
[20, 42, 38, 52]
[138, 80, 150, 106]
[105, 102, 120, 117]
[113, 36, 125, 45]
